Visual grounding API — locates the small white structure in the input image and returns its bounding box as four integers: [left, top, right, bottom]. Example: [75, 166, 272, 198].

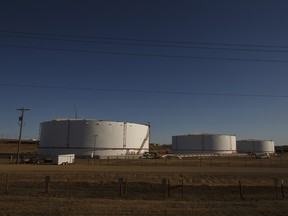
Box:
[53, 154, 75, 165]
[237, 140, 275, 154]
[172, 134, 236, 154]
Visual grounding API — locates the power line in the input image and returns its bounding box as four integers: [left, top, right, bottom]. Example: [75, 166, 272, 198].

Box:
[1, 33, 288, 53]
[1, 29, 288, 49]
[1, 44, 288, 63]
[1, 83, 288, 98]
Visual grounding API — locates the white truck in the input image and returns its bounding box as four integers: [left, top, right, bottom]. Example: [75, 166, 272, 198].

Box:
[52, 154, 75, 165]
[255, 153, 270, 159]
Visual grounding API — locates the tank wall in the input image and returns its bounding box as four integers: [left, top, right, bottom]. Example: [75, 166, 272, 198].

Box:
[172, 135, 204, 151]
[39, 120, 149, 156]
[39, 121, 69, 148]
[125, 122, 149, 154]
[68, 120, 95, 148]
[204, 135, 231, 151]
[237, 140, 275, 153]
[92, 121, 124, 149]
[255, 140, 274, 153]
[172, 134, 236, 154]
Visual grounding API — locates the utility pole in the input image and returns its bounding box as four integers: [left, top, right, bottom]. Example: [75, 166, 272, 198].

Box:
[93, 134, 97, 155]
[16, 107, 30, 164]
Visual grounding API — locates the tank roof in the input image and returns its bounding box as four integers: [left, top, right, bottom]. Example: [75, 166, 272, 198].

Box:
[43, 119, 150, 126]
[237, 139, 273, 142]
[173, 133, 235, 137]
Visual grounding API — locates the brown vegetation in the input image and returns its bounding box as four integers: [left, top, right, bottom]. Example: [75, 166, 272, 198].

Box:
[149, 143, 172, 155]
[0, 157, 287, 215]
[0, 142, 287, 215]
[0, 139, 38, 155]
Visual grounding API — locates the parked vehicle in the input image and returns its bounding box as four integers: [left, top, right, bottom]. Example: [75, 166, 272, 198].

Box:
[162, 154, 182, 160]
[52, 154, 75, 165]
[140, 152, 159, 159]
[255, 153, 270, 159]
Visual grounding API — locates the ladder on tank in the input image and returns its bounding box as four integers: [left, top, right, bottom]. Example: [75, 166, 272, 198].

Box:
[136, 125, 150, 155]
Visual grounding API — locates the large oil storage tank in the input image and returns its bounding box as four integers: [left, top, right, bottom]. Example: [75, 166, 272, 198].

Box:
[237, 140, 275, 154]
[38, 119, 149, 156]
[172, 134, 236, 154]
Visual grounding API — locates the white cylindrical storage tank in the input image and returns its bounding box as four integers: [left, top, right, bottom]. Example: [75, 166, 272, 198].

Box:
[39, 119, 150, 156]
[172, 134, 236, 154]
[237, 140, 275, 153]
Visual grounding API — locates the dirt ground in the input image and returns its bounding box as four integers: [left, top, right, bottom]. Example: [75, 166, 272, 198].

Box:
[0, 195, 287, 216]
[0, 159, 288, 216]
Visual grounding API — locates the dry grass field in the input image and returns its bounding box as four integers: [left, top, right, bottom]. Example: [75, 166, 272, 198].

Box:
[0, 141, 287, 215]
[0, 139, 38, 155]
[0, 156, 288, 216]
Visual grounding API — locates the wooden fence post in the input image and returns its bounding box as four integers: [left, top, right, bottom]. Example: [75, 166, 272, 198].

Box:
[281, 180, 285, 199]
[168, 179, 171, 197]
[274, 178, 279, 198]
[45, 176, 50, 194]
[5, 174, 9, 193]
[118, 176, 127, 198]
[9, 156, 13, 164]
[65, 178, 70, 197]
[181, 178, 184, 199]
[162, 178, 167, 199]
[269, 157, 272, 167]
[239, 180, 243, 200]
[166, 177, 185, 199]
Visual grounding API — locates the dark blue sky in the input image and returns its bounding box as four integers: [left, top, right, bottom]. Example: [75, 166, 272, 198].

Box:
[1, 0, 288, 145]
